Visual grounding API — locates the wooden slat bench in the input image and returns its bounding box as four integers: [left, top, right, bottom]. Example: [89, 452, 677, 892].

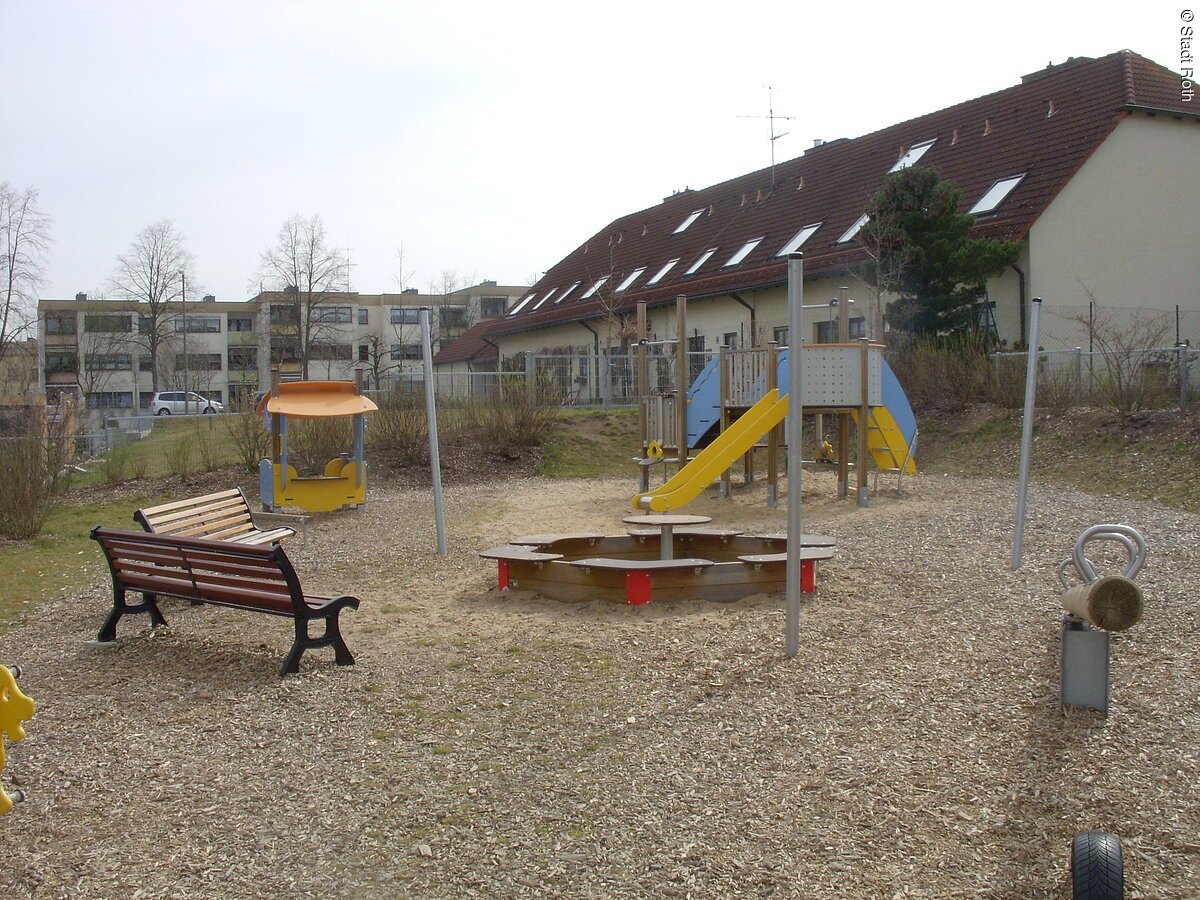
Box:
[738, 546, 836, 593]
[567, 557, 714, 605]
[134, 488, 299, 546]
[90, 527, 359, 676]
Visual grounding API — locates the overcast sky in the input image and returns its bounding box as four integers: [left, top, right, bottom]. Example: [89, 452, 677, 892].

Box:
[2, 0, 1185, 302]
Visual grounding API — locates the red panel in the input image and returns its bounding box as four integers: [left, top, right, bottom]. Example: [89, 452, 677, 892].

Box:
[626, 571, 652, 605]
[801, 559, 816, 594]
[498, 560, 509, 591]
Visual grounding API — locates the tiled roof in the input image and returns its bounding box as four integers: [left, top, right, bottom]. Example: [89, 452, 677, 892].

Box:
[483, 50, 1192, 341]
[432, 320, 499, 364]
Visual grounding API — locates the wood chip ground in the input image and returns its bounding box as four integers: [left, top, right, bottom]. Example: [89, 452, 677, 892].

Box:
[2, 469, 1197, 897]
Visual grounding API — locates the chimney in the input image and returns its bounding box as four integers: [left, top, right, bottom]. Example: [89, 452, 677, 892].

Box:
[76, 292, 88, 302]
[202, 294, 216, 303]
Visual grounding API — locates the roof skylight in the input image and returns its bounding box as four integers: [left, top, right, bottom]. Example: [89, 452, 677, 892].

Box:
[673, 209, 705, 234]
[614, 267, 646, 293]
[684, 248, 718, 275]
[532, 289, 555, 310]
[968, 174, 1026, 215]
[723, 237, 763, 268]
[836, 214, 869, 244]
[646, 259, 680, 286]
[507, 294, 536, 317]
[580, 275, 609, 299]
[888, 138, 936, 173]
[776, 223, 822, 257]
[555, 281, 580, 304]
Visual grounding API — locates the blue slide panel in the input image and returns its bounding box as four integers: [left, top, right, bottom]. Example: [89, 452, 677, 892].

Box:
[881, 358, 917, 445]
[686, 356, 723, 445]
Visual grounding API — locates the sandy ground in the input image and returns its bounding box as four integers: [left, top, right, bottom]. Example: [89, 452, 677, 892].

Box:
[1, 468, 1198, 898]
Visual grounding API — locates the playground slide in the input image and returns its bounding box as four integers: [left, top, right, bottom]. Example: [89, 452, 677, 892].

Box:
[851, 358, 918, 476]
[633, 389, 789, 513]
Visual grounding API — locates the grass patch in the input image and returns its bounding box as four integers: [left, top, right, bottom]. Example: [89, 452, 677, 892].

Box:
[0, 490, 181, 631]
[540, 407, 641, 478]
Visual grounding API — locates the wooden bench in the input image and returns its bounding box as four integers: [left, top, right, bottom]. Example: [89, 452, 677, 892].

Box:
[134, 488, 299, 545]
[90, 527, 359, 676]
[738, 546, 836, 593]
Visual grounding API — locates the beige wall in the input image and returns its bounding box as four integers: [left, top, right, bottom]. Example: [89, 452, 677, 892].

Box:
[1028, 113, 1200, 349]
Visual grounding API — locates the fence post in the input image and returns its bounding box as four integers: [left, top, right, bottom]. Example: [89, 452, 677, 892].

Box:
[525, 353, 535, 392]
[1180, 344, 1189, 408]
[600, 353, 610, 409]
[1075, 347, 1083, 403]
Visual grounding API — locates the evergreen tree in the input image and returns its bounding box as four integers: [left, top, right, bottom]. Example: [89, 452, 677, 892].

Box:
[861, 167, 1020, 336]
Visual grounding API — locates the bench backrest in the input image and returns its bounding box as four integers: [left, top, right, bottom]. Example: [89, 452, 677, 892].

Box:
[91, 527, 304, 617]
[134, 488, 258, 541]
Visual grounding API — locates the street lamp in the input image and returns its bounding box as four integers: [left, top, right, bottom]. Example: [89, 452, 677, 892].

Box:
[181, 271, 189, 415]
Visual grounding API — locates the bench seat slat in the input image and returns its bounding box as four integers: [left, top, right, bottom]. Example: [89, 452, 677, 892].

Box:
[233, 528, 297, 545]
[567, 557, 714, 571]
[144, 496, 250, 528]
[135, 489, 244, 517]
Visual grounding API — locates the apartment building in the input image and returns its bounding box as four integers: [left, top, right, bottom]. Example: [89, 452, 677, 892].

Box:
[37, 282, 525, 415]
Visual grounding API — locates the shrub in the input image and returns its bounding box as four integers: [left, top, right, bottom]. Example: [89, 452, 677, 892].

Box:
[886, 332, 991, 410]
[368, 389, 430, 466]
[0, 410, 68, 540]
[225, 400, 270, 473]
[464, 375, 560, 451]
[289, 417, 352, 476]
[166, 436, 192, 479]
[100, 446, 130, 485]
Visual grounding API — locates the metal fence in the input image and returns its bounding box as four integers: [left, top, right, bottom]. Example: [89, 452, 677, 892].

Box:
[990, 345, 1199, 408]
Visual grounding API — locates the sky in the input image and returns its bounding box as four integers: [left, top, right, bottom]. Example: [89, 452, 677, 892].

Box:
[2, 0, 1188, 303]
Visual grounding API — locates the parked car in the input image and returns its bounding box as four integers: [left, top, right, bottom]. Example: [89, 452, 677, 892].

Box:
[150, 391, 224, 415]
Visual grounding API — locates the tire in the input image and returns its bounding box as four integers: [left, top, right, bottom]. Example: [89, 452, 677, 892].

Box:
[1071, 831, 1123, 899]
[155, 408, 171, 416]
[203, 407, 215, 414]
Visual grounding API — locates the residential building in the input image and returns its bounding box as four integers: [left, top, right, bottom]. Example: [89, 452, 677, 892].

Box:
[442, 51, 1197, 371]
[37, 282, 525, 414]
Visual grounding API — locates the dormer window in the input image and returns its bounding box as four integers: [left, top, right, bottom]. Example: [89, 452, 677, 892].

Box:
[555, 281, 580, 304]
[507, 294, 537, 317]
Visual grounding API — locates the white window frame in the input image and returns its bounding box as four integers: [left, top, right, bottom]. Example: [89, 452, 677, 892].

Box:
[723, 238, 763, 268]
[555, 281, 580, 304]
[776, 223, 822, 257]
[646, 259, 680, 286]
[684, 248, 718, 276]
[581, 276, 609, 300]
[968, 174, 1026, 216]
[507, 294, 537, 317]
[836, 214, 869, 244]
[614, 267, 646, 293]
[673, 209, 705, 234]
[888, 138, 936, 173]
[532, 289, 556, 311]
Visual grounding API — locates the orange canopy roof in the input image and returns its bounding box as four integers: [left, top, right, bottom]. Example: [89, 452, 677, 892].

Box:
[256, 381, 378, 418]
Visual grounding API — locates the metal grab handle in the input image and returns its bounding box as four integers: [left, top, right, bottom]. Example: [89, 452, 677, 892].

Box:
[1058, 524, 1148, 589]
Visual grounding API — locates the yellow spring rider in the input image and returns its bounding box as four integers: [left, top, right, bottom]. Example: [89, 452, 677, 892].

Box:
[1, 665, 35, 815]
[256, 379, 378, 514]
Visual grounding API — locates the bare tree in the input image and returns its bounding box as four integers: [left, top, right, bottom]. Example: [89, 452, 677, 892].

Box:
[0, 182, 51, 367]
[257, 213, 348, 379]
[109, 220, 196, 393]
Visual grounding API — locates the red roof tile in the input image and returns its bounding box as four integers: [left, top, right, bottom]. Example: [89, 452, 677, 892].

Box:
[480, 51, 1192, 342]
[432, 320, 500, 365]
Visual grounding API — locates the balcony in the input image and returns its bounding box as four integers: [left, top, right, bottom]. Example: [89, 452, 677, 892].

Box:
[227, 331, 259, 347]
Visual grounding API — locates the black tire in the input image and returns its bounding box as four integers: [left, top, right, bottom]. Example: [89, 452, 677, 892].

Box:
[155, 408, 170, 416]
[1071, 831, 1123, 899]
[203, 407, 215, 414]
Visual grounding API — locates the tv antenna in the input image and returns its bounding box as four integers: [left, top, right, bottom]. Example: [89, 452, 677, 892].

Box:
[738, 85, 798, 188]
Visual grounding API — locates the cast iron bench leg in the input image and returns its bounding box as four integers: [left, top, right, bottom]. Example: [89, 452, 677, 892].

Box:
[98, 589, 168, 643]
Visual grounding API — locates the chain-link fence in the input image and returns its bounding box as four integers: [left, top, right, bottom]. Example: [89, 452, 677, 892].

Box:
[990, 346, 1199, 409]
[989, 301, 1198, 352]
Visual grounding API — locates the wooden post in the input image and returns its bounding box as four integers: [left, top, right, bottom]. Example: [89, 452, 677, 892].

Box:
[766, 341, 779, 507]
[675, 295, 688, 475]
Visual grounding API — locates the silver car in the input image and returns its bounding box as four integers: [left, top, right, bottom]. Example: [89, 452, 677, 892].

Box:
[150, 391, 224, 415]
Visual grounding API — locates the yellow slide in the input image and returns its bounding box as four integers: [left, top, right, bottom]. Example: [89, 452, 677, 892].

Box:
[633, 390, 789, 513]
[852, 406, 917, 476]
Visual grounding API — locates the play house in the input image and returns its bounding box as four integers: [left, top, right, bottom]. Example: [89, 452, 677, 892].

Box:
[256, 379, 378, 514]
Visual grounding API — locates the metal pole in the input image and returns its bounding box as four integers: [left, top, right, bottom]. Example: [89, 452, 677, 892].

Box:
[785, 253, 804, 657]
[1012, 297, 1043, 569]
[419, 309, 447, 556]
[181, 272, 189, 415]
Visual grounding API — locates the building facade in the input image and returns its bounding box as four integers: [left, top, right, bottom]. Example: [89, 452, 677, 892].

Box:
[437, 52, 1198, 373]
[37, 282, 525, 415]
